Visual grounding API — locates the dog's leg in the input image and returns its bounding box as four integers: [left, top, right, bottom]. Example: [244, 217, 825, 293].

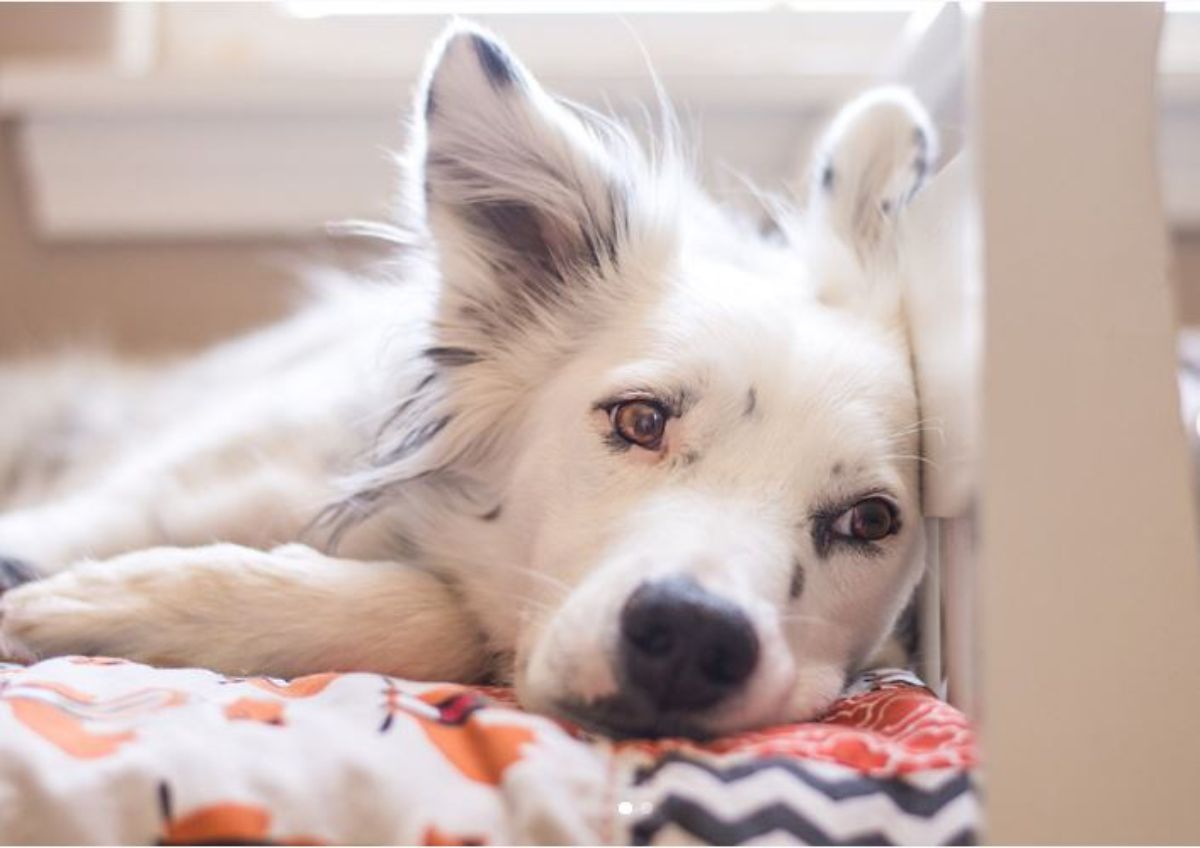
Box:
[0, 543, 488, 681]
[0, 461, 332, 577]
[806, 87, 938, 262]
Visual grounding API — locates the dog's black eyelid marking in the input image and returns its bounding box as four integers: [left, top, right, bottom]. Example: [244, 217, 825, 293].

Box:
[808, 492, 900, 560]
[603, 431, 633, 454]
[470, 34, 517, 88]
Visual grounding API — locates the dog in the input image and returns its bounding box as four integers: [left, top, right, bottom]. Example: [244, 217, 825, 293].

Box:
[0, 23, 936, 739]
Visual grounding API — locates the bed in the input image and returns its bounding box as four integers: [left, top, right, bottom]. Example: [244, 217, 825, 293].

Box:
[0, 657, 977, 845]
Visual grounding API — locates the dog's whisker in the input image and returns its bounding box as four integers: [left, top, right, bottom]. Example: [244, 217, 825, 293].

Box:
[466, 584, 558, 615]
[879, 452, 939, 469]
[472, 561, 572, 599]
[777, 612, 849, 632]
[883, 417, 946, 443]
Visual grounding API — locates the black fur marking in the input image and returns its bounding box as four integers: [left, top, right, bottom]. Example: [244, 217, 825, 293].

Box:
[0, 557, 37, 592]
[456, 303, 502, 337]
[471, 200, 563, 288]
[471, 34, 516, 88]
[424, 346, 482, 368]
[480, 504, 503, 522]
[680, 450, 701, 468]
[821, 164, 835, 191]
[789, 560, 805, 600]
[382, 414, 452, 464]
[894, 592, 921, 662]
[374, 372, 438, 442]
[743, 386, 758, 418]
[424, 87, 436, 119]
[913, 125, 930, 153]
[831, 462, 844, 477]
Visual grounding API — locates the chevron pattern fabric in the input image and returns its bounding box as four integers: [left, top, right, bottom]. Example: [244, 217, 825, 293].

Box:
[611, 670, 979, 845]
[628, 756, 977, 844]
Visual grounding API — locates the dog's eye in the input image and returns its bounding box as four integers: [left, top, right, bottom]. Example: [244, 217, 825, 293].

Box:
[611, 400, 667, 450]
[831, 497, 898, 542]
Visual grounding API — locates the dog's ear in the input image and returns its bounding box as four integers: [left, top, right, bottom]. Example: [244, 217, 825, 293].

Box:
[413, 25, 645, 340]
[804, 87, 938, 268]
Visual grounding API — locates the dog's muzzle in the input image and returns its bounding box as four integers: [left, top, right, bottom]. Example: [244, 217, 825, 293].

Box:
[563, 576, 760, 737]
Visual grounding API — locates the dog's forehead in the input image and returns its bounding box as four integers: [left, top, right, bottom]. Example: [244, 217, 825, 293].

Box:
[639, 258, 912, 405]
[613, 258, 919, 478]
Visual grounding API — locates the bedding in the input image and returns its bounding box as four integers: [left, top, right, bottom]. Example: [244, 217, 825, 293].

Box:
[0, 658, 978, 845]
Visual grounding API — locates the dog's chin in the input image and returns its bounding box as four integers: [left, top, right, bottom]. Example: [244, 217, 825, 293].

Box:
[552, 695, 715, 740]
[544, 667, 847, 740]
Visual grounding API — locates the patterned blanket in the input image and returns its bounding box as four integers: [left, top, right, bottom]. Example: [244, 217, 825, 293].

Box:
[0, 659, 978, 844]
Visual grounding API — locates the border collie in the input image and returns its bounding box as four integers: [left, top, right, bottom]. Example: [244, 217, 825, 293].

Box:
[0, 23, 936, 738]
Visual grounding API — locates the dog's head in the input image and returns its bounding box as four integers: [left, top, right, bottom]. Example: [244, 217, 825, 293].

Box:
[371, 25, 935, 737]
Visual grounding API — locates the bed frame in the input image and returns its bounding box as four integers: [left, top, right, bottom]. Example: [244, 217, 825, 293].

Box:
[904, 4, 1200, 841]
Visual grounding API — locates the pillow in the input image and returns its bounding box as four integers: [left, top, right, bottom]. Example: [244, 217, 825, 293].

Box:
[0, 659, 977, 845]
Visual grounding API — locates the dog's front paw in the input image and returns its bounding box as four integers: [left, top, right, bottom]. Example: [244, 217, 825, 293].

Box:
[0, 567, 122, 663]
[0, 581, 53, 663]
[0, 555, 45, 662]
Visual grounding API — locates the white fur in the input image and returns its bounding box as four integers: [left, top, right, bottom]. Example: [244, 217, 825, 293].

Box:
[0, 24, 936, 737]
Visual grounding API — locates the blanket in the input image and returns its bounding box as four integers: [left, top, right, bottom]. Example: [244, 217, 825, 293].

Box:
[0, 659, 978, 844]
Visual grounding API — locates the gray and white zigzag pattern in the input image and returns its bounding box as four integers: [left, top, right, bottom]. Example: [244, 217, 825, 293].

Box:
[628, 753, 979, 845]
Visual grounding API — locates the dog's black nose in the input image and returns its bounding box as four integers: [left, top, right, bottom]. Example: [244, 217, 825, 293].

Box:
[619, 577, 759, 712]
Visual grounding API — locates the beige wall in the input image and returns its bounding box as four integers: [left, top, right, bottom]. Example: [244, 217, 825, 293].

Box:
[0, 121, 317, 357]
[1, 2, 1199, 358]
[0, 2, 113, 60]
[0, 3, 305, 356]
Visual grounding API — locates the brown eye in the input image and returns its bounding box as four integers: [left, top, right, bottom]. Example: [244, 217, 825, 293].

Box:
[832, 497, 898, 542]
[611, 400, 667, 450]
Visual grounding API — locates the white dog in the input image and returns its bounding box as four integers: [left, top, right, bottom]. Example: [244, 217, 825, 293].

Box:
[0, 24, 936, 738]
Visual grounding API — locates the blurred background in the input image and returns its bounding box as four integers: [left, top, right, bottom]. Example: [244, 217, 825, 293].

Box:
[1, 1, 1198, 357]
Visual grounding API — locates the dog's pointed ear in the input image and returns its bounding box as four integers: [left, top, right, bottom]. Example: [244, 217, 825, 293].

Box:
[805, 87, 938, 267]
[413, 25, 635, 328]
